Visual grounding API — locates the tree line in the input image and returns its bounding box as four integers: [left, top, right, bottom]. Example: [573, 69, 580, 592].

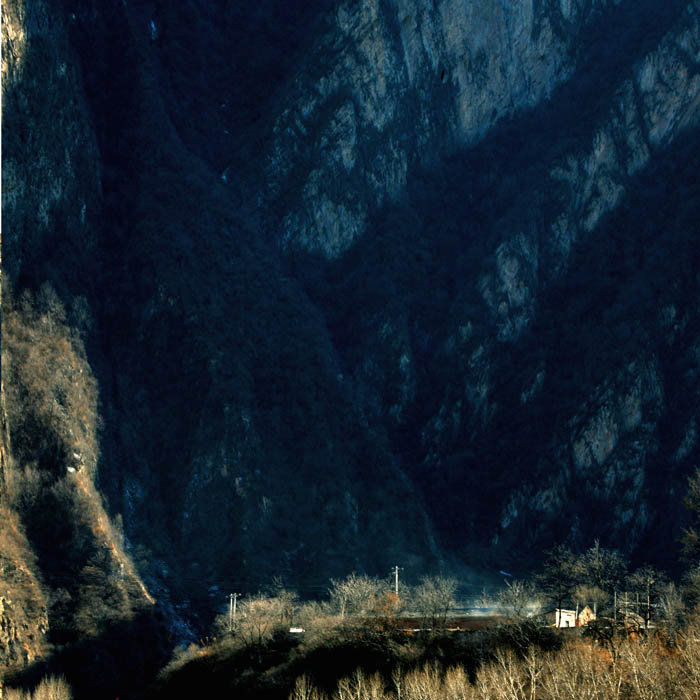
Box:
[210, 573, 461, 644]
[208, 536, 695, 646]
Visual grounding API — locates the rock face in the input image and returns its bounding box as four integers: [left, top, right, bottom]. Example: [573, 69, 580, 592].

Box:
[2, 0, 100, 291]
[260, 0, 700, 565]
[3, 0, 700, 675]
[1, 0, 158, 678]
[268, 0, 625, 256]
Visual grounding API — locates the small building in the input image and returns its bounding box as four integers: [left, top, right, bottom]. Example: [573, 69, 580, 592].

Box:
[553, 605, 596, 628]
[554, 609, 577, 627]
[577, 605, 596, 626]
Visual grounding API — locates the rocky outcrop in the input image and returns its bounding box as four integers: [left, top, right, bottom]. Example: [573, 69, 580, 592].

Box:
[0, 507, 49, 671]
[0, 282, 156, 670]
[441, 3, 700, 549]
[262, 0, 700, 564]
[266, 0, 647, 256]
[1, 0, 101, 293]
[1, 0, 155, 673]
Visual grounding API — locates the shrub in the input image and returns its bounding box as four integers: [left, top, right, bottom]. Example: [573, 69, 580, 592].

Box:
[4, 675, 72, 700]
[2, 284, 99, 485]
[284, 624, 700, 700]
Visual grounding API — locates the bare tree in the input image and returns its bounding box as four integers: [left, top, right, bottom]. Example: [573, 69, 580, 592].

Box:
[228, 593, 288, 649]
[333, 669, 388, 700]
[289, 675, 327, 700]
[4, 676, 72, 700]
[675, 615, 700, 700]
[412, 576, 458, 630]
[477, 648, 527, 700]
[682, 466, 700, 562]
[580, 540, 627, 607]
[328, 573, 384, 619]
[522, 647, 543, 700]
[627, 565, 666, 628]
[683, 563, 700, 608]
[658, 582, 686, 640]
[573, 583, 609, 619]
[618, 636, 670, 700]
[497, 579, 541, 620]
[537, 545, 581, 626]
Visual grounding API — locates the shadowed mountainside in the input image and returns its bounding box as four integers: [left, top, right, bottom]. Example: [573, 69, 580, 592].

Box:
[2, 0, 700, 688]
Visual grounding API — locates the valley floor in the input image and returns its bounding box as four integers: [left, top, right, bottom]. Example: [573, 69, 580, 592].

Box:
[149, 617, 700, 700]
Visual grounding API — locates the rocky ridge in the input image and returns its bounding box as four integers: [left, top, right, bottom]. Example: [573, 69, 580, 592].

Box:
[266, 0, 663, 257]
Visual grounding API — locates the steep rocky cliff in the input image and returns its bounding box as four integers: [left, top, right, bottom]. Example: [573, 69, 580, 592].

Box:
[266, 0, 633, 256]
[1, 0, 161, 684]
[3, 0, 700, 685]
[260, 0, 700, 566]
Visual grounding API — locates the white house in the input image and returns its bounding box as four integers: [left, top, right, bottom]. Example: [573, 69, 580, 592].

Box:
[553, 605, 596, 627]
[554, 609, 578, 627]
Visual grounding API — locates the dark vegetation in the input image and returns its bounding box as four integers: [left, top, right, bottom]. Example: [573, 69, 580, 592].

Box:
[148, 618, 700, 700]
[1, 285, 170, 695]
[55, 0, 438, 602]
[291, 112, 700, 569]
[154, 0, 336, 172]
[4, 612, 168, 700]
[1, 4, 101, 302]
[150, 618, 561, 700]
[148, 531, 700, 700]
[282, 0, 699, 560]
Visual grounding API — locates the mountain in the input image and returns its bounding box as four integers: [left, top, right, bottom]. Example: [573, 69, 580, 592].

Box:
[2, 0, 700, 689]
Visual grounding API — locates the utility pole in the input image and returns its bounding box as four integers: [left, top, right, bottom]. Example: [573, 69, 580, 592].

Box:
[228, 592, 238, 632]
[392, 566, 400, 597]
